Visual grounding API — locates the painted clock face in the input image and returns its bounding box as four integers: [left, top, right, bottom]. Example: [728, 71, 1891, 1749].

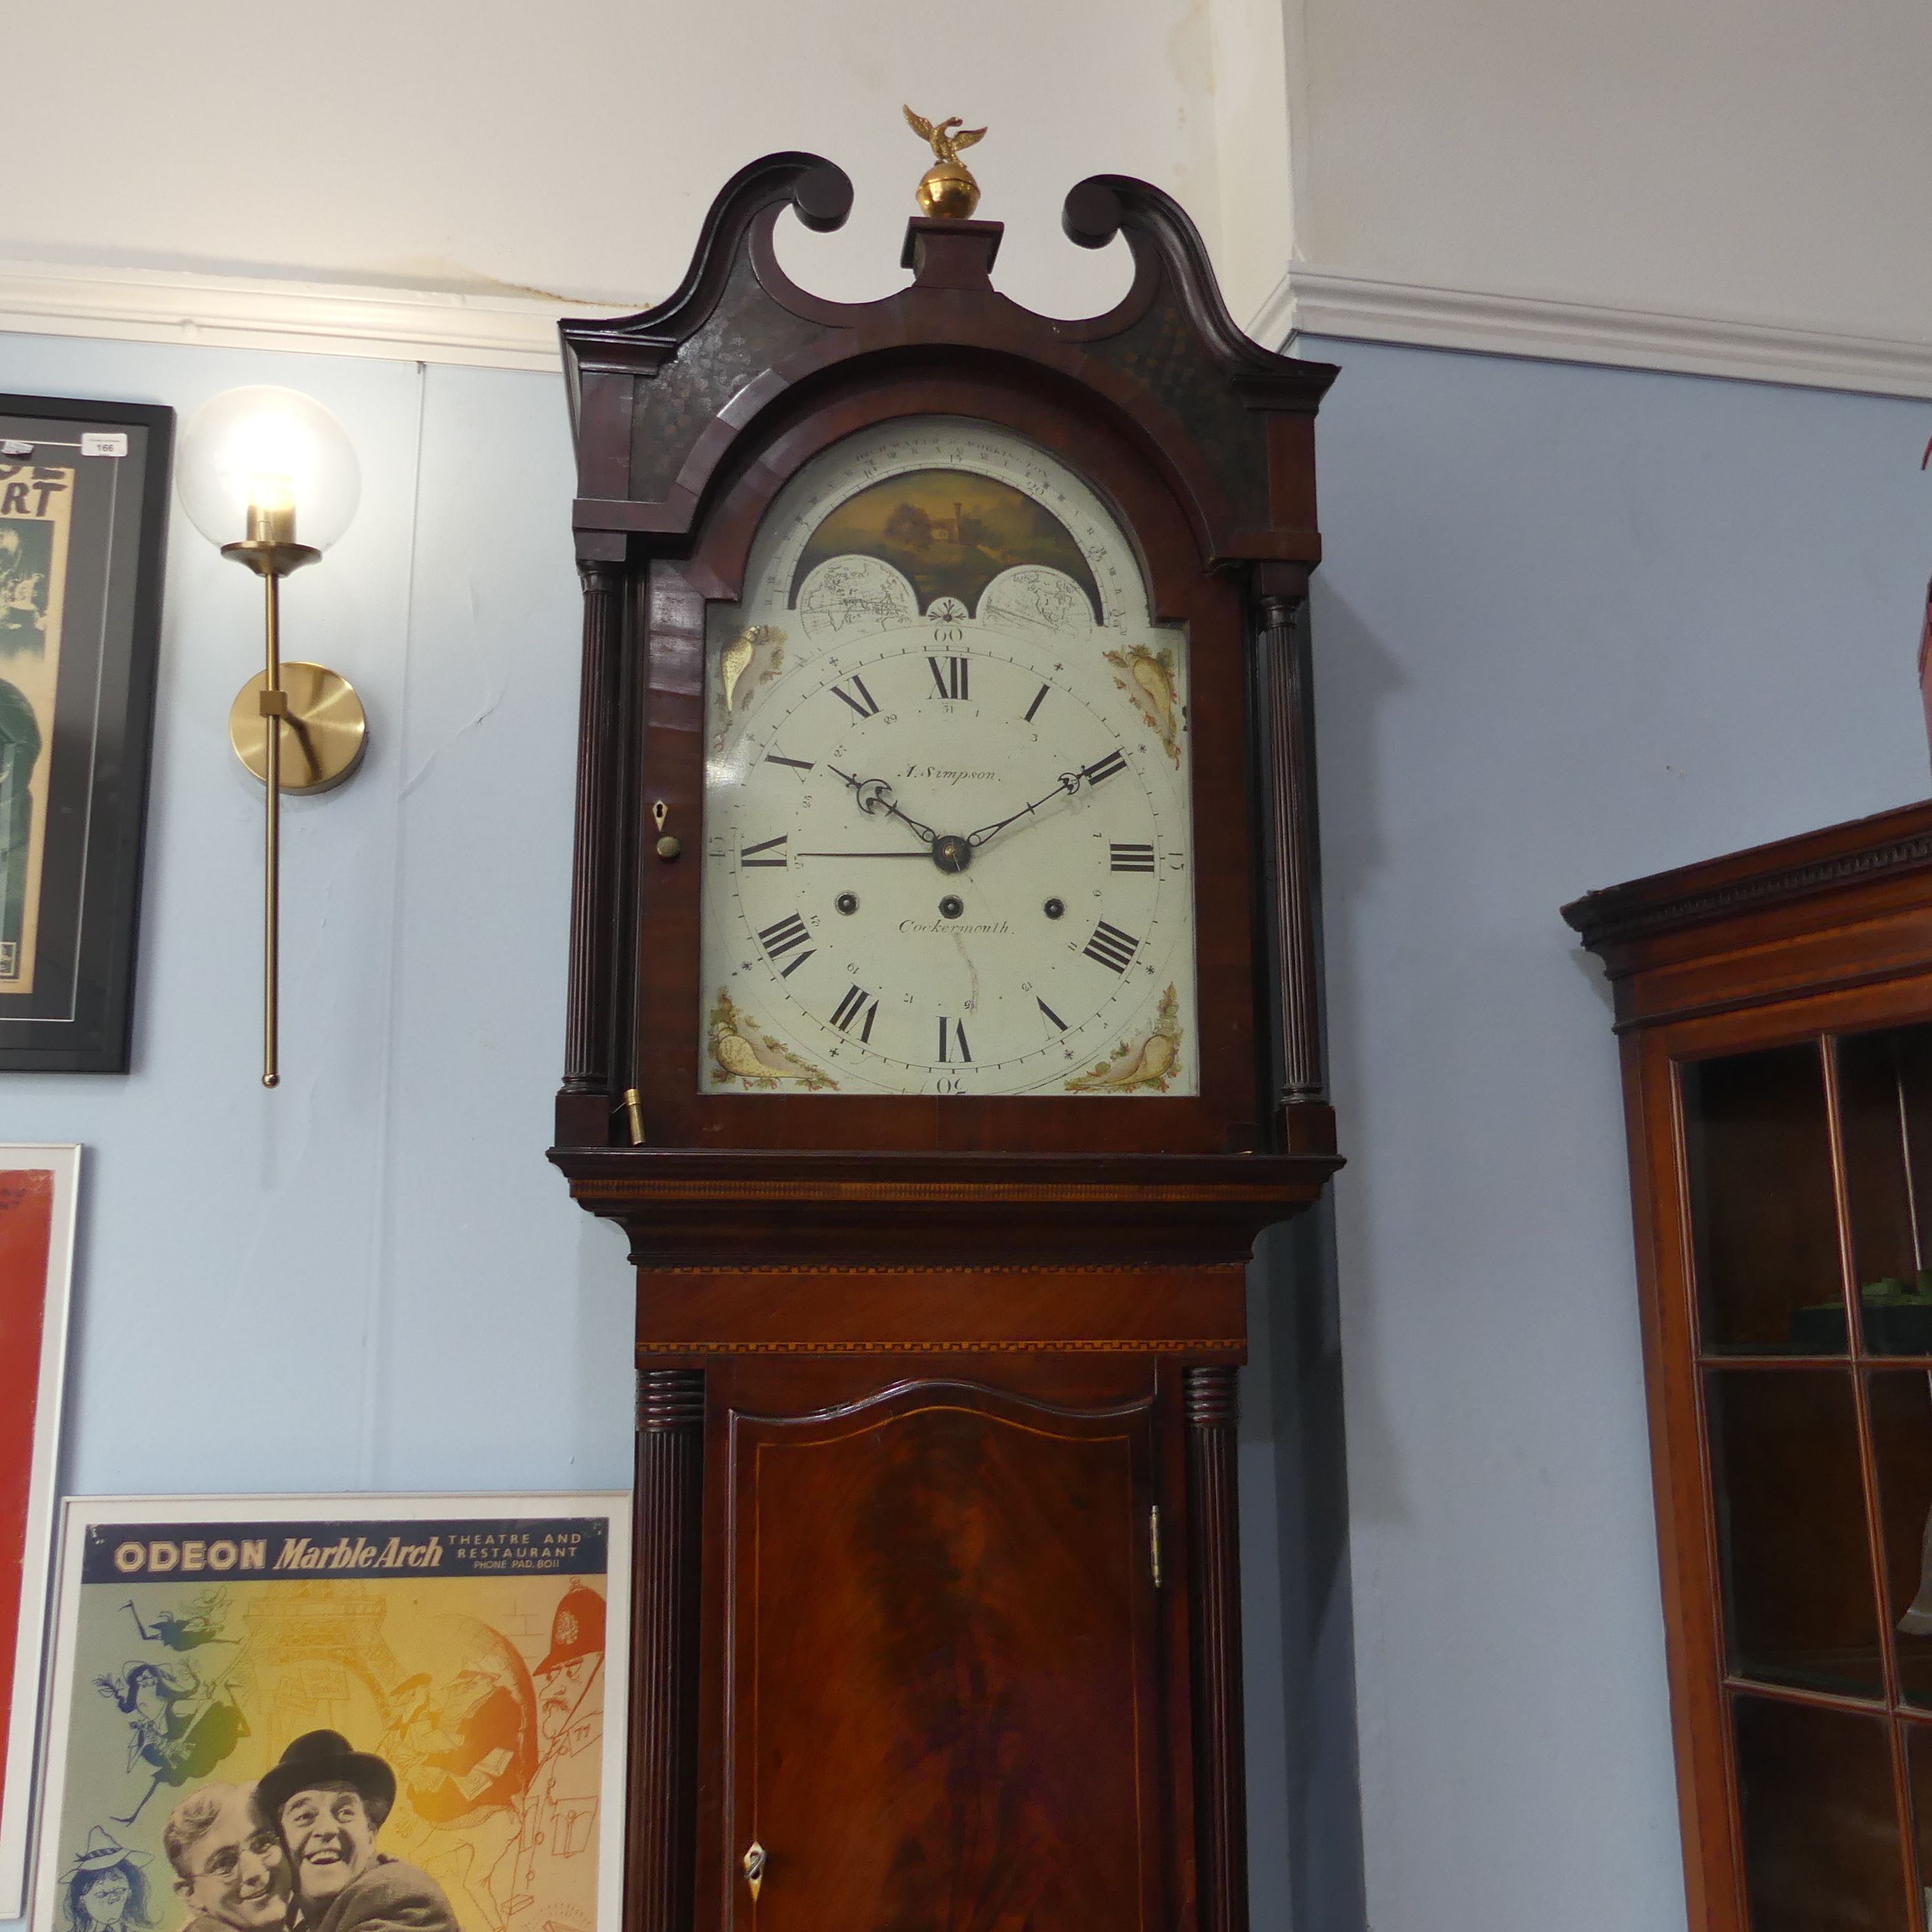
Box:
[699, 417, 1196, 1098]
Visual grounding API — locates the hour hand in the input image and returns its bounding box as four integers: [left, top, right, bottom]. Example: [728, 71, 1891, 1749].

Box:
[967, 772, 1083, 848]
[828, 766, 939, 847]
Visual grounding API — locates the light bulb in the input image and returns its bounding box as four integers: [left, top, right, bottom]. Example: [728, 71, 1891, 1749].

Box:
[176, 387, 360, 550]
[247, 474, 296, 544]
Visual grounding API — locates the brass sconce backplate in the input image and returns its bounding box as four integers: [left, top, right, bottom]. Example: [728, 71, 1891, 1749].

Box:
[229, 663, 368, 794]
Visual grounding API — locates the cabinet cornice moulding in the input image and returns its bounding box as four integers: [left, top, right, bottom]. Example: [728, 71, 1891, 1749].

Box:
[0, 258, 629, 372]
[1255, 263, 1932, 402]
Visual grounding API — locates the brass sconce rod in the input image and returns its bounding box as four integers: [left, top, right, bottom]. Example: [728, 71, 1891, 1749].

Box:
[261, 568, 284, 1088]
[221, 528, 318, 1089]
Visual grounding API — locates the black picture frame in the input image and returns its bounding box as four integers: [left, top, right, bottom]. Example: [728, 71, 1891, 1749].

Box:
[0, 392, 172, 1073]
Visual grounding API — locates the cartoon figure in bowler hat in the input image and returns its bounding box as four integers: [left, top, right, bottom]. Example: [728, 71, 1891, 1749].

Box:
[256, 1731, 460, 1932]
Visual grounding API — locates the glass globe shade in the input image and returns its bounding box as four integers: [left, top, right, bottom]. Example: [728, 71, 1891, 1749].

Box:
[175, 386, 360, 551]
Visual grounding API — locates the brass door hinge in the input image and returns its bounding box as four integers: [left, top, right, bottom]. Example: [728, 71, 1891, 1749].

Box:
[1150, 1504, 1162, 1588]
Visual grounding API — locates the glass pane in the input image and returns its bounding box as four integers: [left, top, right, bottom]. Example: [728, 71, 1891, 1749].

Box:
[1710, 1370, 1884, 1698]
[1871, 1370, 1932, 1711]
[1841, 1026, 1932, 1357]
[1900, 1723, 1932, 1928]
[1685, 1043, 1844, 1353]
[1734, 1693, 1909, 1932]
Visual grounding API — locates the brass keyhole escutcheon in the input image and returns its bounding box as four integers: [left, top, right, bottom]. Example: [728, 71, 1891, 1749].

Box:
[742, 1842, 766, 1902]
[652, 800, 679, 860]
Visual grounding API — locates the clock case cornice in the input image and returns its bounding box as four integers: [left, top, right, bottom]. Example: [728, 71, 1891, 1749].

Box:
[550, 152, 1342, 1269]
[559, 152, 1337, 572]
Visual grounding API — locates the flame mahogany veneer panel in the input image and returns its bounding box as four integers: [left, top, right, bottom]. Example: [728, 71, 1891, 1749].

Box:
[721, 1379, 1163, 1930]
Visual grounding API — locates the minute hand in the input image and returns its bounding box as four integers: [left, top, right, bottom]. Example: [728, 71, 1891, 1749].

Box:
[967, 772, 1085, 848]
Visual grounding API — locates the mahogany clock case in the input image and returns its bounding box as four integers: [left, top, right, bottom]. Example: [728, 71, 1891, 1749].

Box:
[547, 155, 1346, 1932]
[548, 154, 1341, 1266]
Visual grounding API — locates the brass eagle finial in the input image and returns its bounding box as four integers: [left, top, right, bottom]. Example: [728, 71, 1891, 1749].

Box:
[903, 106, 986, 219]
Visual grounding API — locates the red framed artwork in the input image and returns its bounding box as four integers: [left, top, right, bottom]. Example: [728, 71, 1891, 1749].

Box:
[0, 1144, 78, 1918]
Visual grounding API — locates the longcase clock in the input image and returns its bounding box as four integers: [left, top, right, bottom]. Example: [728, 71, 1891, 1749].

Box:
[550, 149, 1341, 1932]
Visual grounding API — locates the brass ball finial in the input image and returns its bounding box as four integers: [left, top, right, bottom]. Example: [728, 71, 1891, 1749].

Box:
[903, 105, 986, 219]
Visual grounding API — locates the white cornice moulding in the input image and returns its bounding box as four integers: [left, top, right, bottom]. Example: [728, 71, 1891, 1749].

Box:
[7, 254, 1929, 402]
[0, 260, 633, 373]
[1251, 264, 1932, 402]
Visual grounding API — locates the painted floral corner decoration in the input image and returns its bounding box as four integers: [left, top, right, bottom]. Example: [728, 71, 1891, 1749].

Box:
[712, 624, 788, 748]
[1065, 985, 1182, 1093]
[708, 988, 838, 1090]
[1104, 643, 1182, 765]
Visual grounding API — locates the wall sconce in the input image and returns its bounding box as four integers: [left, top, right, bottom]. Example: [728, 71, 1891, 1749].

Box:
[176, 386, 367, 1088]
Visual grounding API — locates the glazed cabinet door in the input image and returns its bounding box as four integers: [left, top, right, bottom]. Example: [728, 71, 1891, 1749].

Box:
[1639, 1001, 1932, 1931]
[708, 1361, 1170, 1930]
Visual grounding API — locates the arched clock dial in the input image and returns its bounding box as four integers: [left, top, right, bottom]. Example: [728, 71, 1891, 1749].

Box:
[699, 416, 1197, 1098]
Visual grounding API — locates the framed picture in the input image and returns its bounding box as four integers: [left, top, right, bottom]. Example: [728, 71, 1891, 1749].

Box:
[31, 1494, 630, 1932]
[0, 1146, 80, 1919]
[0, 395, 172, 1073]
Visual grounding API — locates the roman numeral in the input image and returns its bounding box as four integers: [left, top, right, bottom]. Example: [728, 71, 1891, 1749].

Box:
[831, 984, 878, 1042]
[756, 913, 816, 977]
[1109, 842, 1156, 874]
[766, 753, 814, 772]
[1082, 749, 1128, 787]
[1082, 920, 1140, 974]
[928, 655, 969, 700]
[830, 676, 879, 719]
[740, 834, 788, 868]
[1036, 996, 1068, 1032]
[1024, 683, 1050, 723]
[938, 1017, 972, 1064]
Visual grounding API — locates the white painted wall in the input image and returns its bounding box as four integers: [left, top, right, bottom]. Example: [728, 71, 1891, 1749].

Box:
[0, 0, 1255, 327]
[1304, 332, 1932, 1930]
[7, 0, 1931, 383]
[1290, 0, 1932, 337]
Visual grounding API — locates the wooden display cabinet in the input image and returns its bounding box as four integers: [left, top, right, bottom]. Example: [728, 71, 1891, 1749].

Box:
[1567, 799, 1932, 1931]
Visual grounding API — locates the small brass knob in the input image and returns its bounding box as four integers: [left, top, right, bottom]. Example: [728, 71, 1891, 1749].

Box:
[656, 835, 682, 861]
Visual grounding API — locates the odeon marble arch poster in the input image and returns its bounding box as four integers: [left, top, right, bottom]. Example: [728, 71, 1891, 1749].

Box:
[0, 1144, 81, 1920]
[30, 1495, 629, 1932]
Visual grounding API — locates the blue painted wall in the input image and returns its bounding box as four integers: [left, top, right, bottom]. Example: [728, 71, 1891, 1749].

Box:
[1300, 333, 1932, 1930]
[0, 336, 635, 1516]
[5, 319, 1932, 1932]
